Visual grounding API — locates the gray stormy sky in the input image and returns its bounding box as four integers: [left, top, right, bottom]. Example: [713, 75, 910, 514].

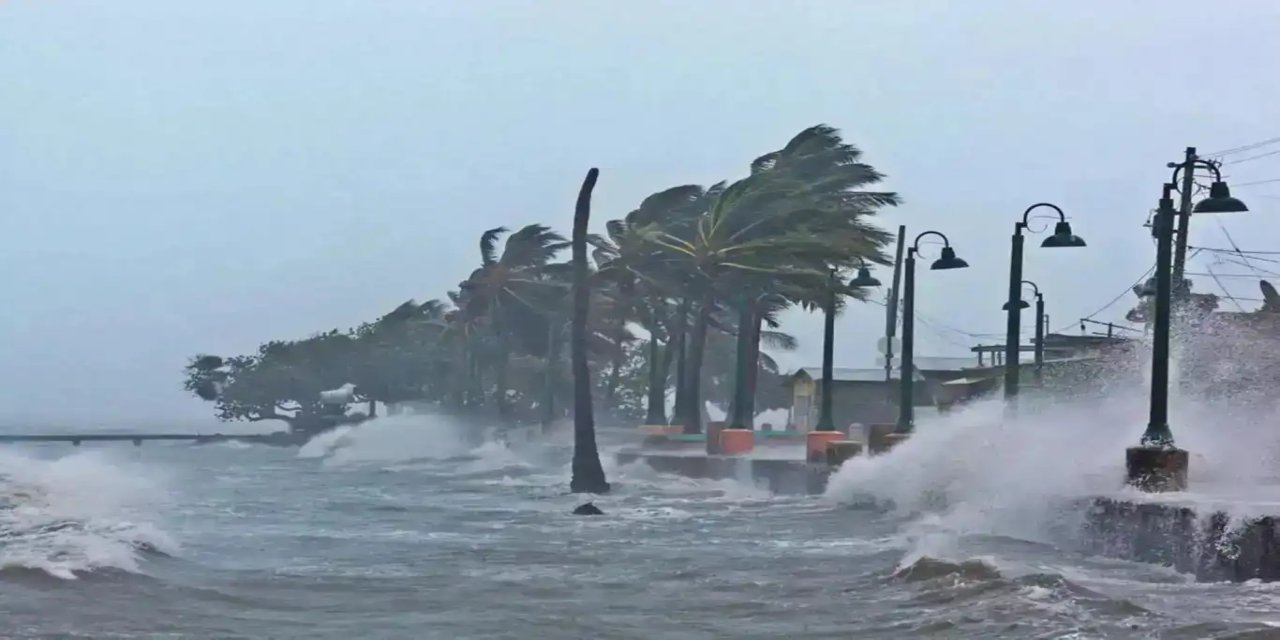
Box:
[2, 1, 1279, 429]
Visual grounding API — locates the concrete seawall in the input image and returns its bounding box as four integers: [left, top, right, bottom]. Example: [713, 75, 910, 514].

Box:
[1082, 497, 1280, 582]
[615, 450, 831, 495]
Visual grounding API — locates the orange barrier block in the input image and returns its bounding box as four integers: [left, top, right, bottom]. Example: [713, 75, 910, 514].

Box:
[719, 429, 755, 455]
[806, 430, 845, 463]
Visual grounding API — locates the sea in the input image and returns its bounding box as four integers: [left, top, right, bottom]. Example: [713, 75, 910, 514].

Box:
[4, 397, 1280, 639]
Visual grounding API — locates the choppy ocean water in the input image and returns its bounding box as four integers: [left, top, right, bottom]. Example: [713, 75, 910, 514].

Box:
[5, 405, 1280, 639]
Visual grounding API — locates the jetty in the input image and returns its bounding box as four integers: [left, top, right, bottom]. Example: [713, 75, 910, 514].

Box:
[0, 432, 301, 447]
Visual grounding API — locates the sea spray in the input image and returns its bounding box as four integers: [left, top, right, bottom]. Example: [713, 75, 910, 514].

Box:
[297, 413, 475, 465]
[824, 378, 1280, 568]
[0, 449, 175, 579]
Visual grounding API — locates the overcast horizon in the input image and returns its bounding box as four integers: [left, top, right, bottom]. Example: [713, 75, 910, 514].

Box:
[3, 1, 1280, 429]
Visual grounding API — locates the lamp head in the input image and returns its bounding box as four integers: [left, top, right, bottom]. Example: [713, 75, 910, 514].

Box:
[1040, 221, 1087, 248]
[931, 246, 969, 270]
[1193, 181, 1249, 213]
[848, 266, 882, 288]
[1002, 299, 1031, 311]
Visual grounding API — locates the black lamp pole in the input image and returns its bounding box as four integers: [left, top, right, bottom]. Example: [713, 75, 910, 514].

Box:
[1142, 184, 1177, 447]
[1127, 171, 1247, 492]
[815, 261, 881, 432]
[1034, 290, 1045, 386]
[1004, 203, 1085, 403]
[897, 231, 968, 434]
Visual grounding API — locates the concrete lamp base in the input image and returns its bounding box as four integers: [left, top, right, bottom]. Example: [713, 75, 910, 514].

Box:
[868, 426, 910, 455]
[825, 441, 863, 467]
[719, 429, 755, 456]
[806, 431, 845, 463]
[1125, 446, 1189, 493]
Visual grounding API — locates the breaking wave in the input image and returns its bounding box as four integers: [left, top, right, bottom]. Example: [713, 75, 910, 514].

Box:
[297, 413, 477, 465]
[0, 449, 176, 580]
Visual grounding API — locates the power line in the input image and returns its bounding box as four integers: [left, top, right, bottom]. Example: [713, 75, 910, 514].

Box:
[1233, 177, 1280, 188]
[1224, 149, 1280, 165]
[1205, 137, 1280, 157]
[1185, 271, 1272, 279]
[1190, 245, 1280, 256]
[1076, 264, 1156, 325]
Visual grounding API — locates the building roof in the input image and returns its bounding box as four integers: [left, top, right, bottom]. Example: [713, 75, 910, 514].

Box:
[789, 367, 925, 383]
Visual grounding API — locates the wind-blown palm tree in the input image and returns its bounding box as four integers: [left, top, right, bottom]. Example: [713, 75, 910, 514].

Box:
[641, 125, 899, 434]
[570, 168, 610, 494]
[454, 224, 569, 419]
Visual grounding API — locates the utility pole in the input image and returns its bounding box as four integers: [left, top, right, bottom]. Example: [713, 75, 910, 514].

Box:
[883, 226, 906, 398]
[1171, 146, 1197, 294]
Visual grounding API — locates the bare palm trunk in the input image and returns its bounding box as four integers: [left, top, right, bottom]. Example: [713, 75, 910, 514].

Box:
[603, 319, 626, 407]
[743, 301, 763, 427]
[570, 168, 609, 494]
[541, 319, 560, 428]
[680, 288, 714, 434]
[644, 331, 667, 425]
[669, 297, 690, 428]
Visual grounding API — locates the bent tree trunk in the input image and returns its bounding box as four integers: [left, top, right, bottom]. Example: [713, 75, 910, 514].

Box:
[680, 288, 714, 434]
[570, 168, 610, 494]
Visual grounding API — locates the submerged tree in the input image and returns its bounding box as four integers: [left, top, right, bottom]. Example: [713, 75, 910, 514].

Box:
[570, 167, 610, 494]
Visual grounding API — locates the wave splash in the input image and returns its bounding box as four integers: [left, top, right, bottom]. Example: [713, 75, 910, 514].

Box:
[297, 413, 478, 465]
[0, 449, 176, 580]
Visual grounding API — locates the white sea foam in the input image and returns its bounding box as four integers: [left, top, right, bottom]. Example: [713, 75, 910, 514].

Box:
[0, 449, 176, 579]
[297, 414, 476, 465]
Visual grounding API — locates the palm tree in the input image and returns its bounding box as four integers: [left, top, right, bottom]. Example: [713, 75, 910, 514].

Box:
[570, 168, 610, 494]
[591, 185, 708, 425]
[642, 125, 899, 434]
[454, 224, 569, 419]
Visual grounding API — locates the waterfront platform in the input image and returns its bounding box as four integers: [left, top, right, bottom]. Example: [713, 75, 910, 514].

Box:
[615, 446, 830, 495]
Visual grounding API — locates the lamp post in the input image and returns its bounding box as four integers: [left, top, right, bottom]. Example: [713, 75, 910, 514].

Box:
[1170, 149, 1249, 291]
[898, 231, 969, 434]
[1002, 280, 1045, 386]
[1127, 178, 1248, 492]
[1004, 204, 1086, 403]
[814, 260, 882, 431]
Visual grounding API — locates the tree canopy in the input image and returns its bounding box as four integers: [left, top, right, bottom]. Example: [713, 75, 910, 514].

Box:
[182, 124, 899, 434]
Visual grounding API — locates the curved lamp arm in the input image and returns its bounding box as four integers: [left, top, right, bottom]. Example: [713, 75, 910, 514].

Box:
[1169, 159, 1223, 188]
[1021, 202, 1066, 227]
[1020, 280, 1040, 296]
[912, 230, 951, 252]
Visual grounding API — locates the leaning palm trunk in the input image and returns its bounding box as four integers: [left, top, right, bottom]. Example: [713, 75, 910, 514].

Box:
[743, 302, 763, 426]
[644, 333, 667, 425]
[603, 319, 627, 407]
[679, 288, 714, 434]
[669, 297, 690, 428]
[541, 318, 560, 428]
[570, 168, 610, 494]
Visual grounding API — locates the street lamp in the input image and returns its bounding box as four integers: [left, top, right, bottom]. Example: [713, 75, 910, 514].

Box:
[1002, 280, 1045, 385]
[1004, 204, 1085, 403]
[1128, 178, 1248, 492]
[815, 259, 882, 431]
[1170, 149, 1249, 288]
[898, 231, 968, 433]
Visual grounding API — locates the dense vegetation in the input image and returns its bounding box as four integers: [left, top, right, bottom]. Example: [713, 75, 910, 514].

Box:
[183, 125, 900, 435]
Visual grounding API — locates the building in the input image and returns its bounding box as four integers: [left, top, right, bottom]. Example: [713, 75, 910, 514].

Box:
[783, 357, 974, 431]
